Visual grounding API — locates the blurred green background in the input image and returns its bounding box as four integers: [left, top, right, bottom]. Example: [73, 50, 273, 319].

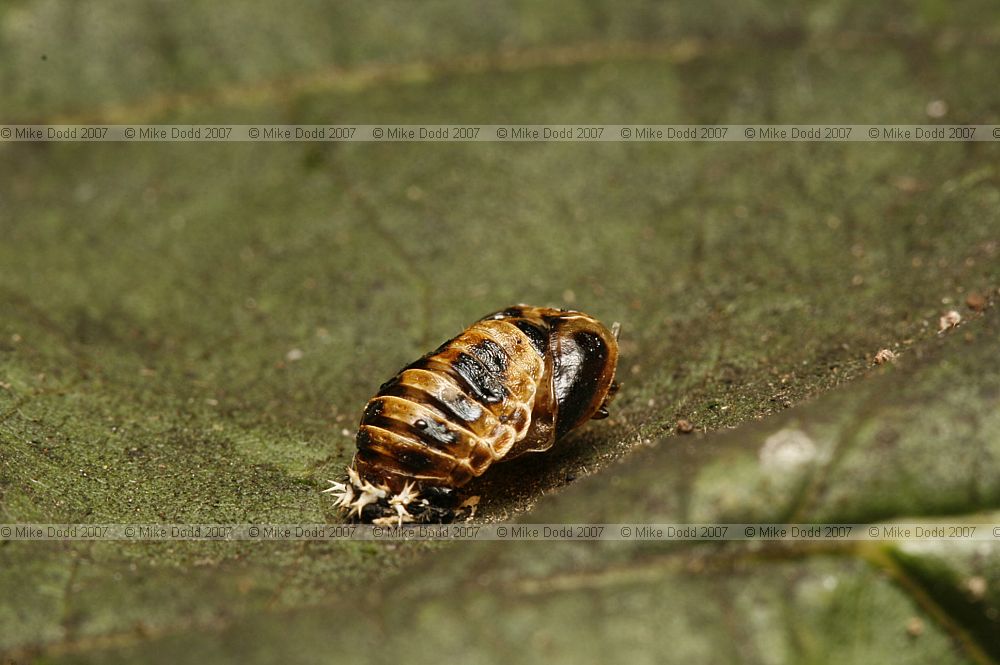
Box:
[1, 1, 999, 663]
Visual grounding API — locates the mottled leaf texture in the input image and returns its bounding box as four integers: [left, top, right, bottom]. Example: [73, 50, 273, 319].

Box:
[1, 1, 999, 663]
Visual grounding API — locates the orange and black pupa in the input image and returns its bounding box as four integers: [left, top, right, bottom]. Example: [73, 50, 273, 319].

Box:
[324, 305, 619, 524]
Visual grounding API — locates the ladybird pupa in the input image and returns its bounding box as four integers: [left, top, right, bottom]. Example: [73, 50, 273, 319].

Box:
[324, 305, 619, 523]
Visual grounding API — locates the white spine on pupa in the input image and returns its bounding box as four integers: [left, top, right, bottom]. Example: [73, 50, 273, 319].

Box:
[323, 467, 420, 526]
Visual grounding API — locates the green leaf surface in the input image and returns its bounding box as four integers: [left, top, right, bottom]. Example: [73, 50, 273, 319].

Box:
[1, 2, 999, 663]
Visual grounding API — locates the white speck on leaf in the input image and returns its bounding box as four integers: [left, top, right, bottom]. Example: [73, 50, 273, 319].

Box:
[759, 428, 818, 472]
[874, 349, 897, 365]
[939, 310, 961, 332]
